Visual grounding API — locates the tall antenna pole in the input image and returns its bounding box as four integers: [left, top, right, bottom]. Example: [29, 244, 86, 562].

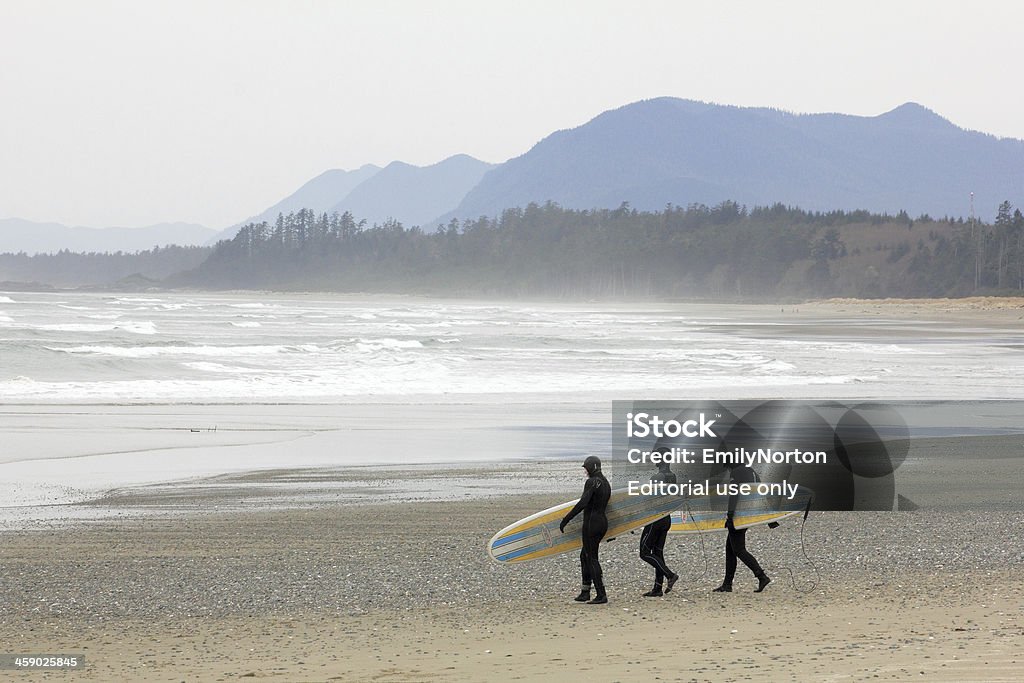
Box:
[971, 191, 979, 290]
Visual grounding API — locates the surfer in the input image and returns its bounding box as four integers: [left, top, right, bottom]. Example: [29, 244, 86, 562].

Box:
[638, 461, 679, 597]
[559, 455, 611, 605]
[713, 461, 771, 593]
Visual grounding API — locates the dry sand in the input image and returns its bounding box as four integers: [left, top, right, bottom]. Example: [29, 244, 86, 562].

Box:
[802, 294, 1024, 325]
[1, 479, 1021, 682]
[810, 296, 1024, 313]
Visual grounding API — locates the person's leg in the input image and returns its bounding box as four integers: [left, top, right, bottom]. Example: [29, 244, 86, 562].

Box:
[651, 519, 679, 592]
[575, 548, 591, 601]
[639, 524, 665, 595]
[730, 528, 771, 592]
[586, 518, 608, 604]
[714, 532, 737, 591]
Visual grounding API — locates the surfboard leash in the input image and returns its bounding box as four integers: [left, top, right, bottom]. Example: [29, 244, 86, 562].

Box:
[779, 499, 820, 594]
[668, 500, 711, 593]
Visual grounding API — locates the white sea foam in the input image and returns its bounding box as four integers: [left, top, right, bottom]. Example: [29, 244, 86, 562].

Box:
[30, 321, 156, 334]
[353, 338, 424, 352]
[48, 344, 315, 357]
[230, 321, 262, 328]
[118, 321, 157, 335]
[38, 323, 121, 333]
[183, 361, 257, 374]
[110, 297, 164, 304]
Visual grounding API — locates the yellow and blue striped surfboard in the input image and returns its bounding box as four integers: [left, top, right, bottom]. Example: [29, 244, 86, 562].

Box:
[488, 488, 687, 564]
[488, 484, 812, 563]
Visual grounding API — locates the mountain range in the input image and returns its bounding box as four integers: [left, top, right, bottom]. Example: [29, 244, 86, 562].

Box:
[4, 97, 1023, 254]
[444, 99, 1023, 225]
[232, 98, 1022, 239]
[207, 154, 493, 243]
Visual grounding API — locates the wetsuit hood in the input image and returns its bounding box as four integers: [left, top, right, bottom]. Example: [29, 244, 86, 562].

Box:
[583, 455, 602, 476]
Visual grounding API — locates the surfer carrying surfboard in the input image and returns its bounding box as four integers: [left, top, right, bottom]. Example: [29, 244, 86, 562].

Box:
[638, 461, 680, 597]
[559, 455, 611, 605]
[714, 461, 771, 593]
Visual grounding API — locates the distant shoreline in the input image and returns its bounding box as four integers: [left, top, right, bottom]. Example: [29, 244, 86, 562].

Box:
[5, 282, 1024, 310]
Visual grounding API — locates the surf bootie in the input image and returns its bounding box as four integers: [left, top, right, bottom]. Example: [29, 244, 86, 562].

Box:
[664, 573, 679, 594]
[574, 589, 591, 602]
[587, 592, 608, 605]
[755, 575, 771, 593]
[712, 584, 732, 593]
[642, 586, 663, 597]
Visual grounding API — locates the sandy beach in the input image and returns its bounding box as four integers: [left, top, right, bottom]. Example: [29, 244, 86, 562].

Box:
[1, 474, 1022, 682]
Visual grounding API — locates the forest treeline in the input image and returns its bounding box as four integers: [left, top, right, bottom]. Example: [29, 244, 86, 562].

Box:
[175, 200, 1024, 299]
[3, 201, 1022, 299]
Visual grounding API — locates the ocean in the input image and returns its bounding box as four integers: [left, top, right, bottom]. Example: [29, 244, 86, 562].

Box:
[3, 291, 1020, 403]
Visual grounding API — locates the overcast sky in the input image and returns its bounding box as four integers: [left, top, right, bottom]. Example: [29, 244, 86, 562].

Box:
[2, 0, 1022, 229]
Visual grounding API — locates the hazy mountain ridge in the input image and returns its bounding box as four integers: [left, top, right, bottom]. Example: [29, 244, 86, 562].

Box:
[207, 164, 382, 244]
[443, 98, 1024, 224]
[0, 218, 216, 255]
[330, 154, 493, 228]
[208, 155, 493, 243]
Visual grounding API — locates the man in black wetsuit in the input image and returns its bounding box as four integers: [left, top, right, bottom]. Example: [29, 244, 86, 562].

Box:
[714, 461, 771, 593]
[559, 455, 611, 605]
[638, 461, 680, 597]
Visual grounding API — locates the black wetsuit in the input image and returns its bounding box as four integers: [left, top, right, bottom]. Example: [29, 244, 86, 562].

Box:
[561, 471, 611, 595]
[722, 464, 767, 588]
[639, 469, 678, 589]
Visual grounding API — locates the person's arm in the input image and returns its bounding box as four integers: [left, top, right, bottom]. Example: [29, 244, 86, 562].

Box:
[560, 478, 597, 532]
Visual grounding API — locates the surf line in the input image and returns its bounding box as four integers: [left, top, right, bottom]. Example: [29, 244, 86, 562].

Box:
[628, 479, 801, 501]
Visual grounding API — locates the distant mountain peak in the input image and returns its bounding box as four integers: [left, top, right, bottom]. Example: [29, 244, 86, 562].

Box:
[878, 102, 954, 128]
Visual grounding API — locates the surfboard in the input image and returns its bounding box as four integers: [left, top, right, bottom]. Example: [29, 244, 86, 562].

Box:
[488, 484, 813, 564]
[487, 487, 687, 564]
[669, 484, 813, 533]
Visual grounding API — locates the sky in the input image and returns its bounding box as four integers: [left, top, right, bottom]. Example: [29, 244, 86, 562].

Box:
[2, 0, 1022, 229]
